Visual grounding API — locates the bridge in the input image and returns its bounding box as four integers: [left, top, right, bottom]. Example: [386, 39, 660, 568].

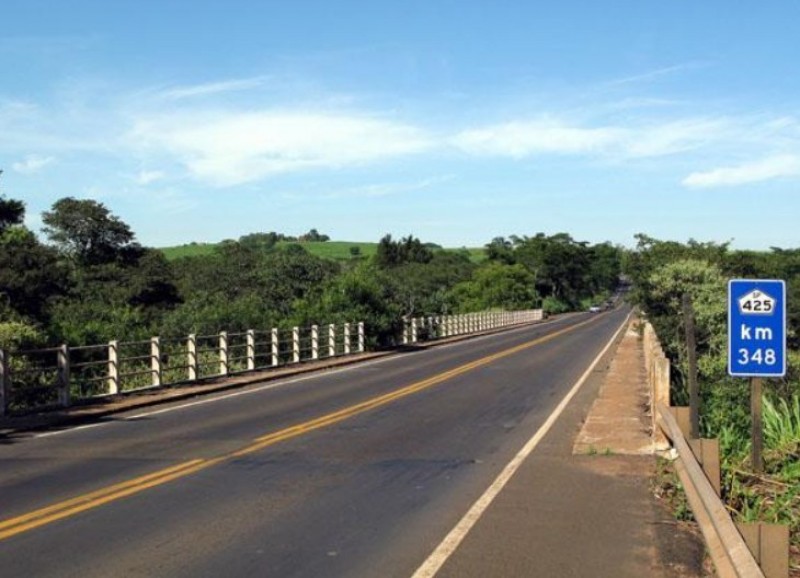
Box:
[0, 307, 716, 577]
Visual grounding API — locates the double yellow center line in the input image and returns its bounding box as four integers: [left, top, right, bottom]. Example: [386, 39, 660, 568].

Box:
[0, 315, 597, 541]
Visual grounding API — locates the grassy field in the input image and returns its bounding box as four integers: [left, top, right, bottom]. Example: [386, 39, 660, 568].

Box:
[159, 240, 486, 263]
[159, 243, 218, 260]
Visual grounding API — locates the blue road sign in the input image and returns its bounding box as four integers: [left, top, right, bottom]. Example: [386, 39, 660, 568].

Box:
[728, 279, 786, 377]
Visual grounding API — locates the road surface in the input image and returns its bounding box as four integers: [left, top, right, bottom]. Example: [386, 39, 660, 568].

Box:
[0, 307, 629, 577]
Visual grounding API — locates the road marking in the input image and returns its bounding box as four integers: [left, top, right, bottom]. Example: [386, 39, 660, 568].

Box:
[0, 459, 207, 540]
[0, 314, 606, 542]
[34, 422, 107, 439]
[411, 311, 632, 578]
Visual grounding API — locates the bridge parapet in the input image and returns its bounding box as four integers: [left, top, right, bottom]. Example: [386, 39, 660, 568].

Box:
[402, 309, 544, 345]
[0, 321, 364, 417]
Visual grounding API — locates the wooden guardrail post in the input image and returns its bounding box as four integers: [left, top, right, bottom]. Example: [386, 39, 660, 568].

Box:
[57, 344, 71, 407]
[670, 406, 692, 440]
[688, 438, 721, 497]
[0, 348, 8, 417]
[150, 337, 162, 387]
[736, 523, 789, 578]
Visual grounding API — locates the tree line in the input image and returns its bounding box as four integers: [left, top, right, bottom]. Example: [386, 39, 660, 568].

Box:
[0, 195, 621, 351]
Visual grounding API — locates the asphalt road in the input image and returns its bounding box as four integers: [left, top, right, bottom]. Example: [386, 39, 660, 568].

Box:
[0, 307, 630, 578]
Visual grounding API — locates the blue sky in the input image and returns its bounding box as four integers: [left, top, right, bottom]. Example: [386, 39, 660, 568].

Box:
[2, 1, 799, 250]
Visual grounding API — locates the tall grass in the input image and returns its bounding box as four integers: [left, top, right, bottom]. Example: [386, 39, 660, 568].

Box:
[763, 394, 800, 482]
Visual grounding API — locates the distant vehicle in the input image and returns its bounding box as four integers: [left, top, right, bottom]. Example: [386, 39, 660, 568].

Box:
[589, 305, 601, 313]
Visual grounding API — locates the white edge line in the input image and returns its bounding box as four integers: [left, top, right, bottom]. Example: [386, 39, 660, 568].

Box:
[32, 318, 570, 439]
[411, 311, 633, 578]
[34, 422, 107, 439]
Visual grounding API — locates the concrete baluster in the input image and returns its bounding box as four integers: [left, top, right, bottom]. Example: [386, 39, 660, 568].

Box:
[247, 330, 256, 370]
[57, 344, 71, 407]
[219, 332, 229, 376]
[151, 337, 162, 387]
[312, 325, 320, 360]
[187, 335, 197, 381]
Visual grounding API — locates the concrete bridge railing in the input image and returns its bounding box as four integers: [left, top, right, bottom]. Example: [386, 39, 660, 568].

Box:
[0, 321, 364, 417]
[401, 309, 545, 345]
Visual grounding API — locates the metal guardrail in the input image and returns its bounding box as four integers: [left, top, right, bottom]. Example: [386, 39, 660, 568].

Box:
[657, 402, 765, 578]
[0, 322, 364, 416]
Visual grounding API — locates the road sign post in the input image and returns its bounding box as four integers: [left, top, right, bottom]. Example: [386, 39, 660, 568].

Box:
[682, 294, 700, 439]
[728, 279, 786, 473]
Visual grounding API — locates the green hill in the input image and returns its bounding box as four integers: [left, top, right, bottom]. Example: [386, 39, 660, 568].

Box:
[159, 240, 485, 263]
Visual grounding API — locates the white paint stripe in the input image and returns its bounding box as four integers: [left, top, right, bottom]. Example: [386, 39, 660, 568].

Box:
[33, 422, 107, 439]
[411, 312, 632, 578]
[33, 358, 398, 437]
[31, 316, 571, 439]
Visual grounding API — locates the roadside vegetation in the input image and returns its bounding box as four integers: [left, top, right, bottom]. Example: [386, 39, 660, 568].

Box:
[160, 238, 485, 263]
[626, 234, 800, 569]
[0, 194, 620, 355]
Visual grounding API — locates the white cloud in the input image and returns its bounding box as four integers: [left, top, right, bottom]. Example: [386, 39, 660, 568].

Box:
[452, 119, 624, 158]
[682, 154, 800, 188]
[451, 117, 730, 160]
[135, 170, 165, 185]
[12, 154, 54, 174]
[129, 111, 433, 186]
[605, 61, 711, 87]
[158, 77, 267, 101]
[623, 119, 731, 158]
[322, 175, 454, 199]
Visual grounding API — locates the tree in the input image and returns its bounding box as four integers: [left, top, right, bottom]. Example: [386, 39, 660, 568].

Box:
[485, 236, 515, 264]
[239, 232, 280, 251]
[0, 195, 25, 234]
[0, 197, 66, 324]
[448, 262, 537, 312]
[512, 233, 598, 307]
[292, 263, 402, 347]
[299, 228, 330, 242]
[0, 227, 66, 323]
[42, 197, 137, 265]
[375, 234, 433, 268]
